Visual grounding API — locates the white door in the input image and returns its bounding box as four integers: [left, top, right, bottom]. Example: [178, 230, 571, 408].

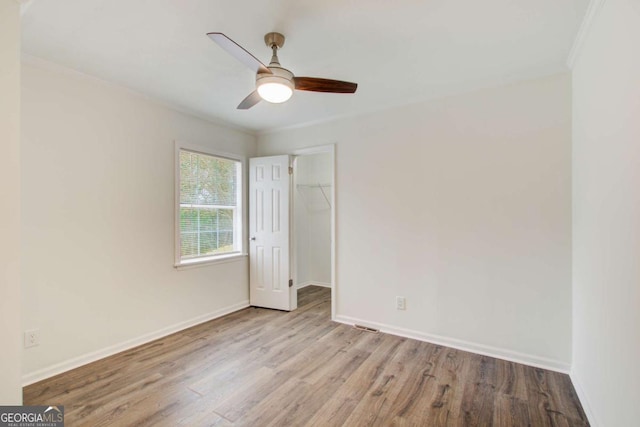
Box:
[249, 155, 292, 310]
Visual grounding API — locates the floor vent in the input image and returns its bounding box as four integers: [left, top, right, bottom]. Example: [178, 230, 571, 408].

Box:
[354, 324, 379, 333]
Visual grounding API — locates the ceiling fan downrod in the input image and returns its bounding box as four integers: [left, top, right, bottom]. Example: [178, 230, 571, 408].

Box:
[264, 32, 285, 67]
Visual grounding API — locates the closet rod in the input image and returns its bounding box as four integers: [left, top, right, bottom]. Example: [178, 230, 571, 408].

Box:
[296, 183, 331, 208]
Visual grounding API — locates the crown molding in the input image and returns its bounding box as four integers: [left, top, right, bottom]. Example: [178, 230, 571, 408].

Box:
[21, 53, 257, 137]
[567, 0, 607, 69]
[15, 0, 33, 15]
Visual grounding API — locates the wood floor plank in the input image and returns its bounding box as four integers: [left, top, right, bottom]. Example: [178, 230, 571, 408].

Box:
[304, 333, 405, 427]
[527, 366, 558, 426]
[458, 354, 498, 426]
[493, 394, 532, 427]
[425, 348, 473, 426]
[383, 343, 446, 422]
[251, 331, 400, 427]
[263, 349, 371, 427]
[212, 326, 368, 422]
[547, 370, 590, 425]
[341, 339, 440, 426]
[186, 312, 333, 396]
[496, 358, 529, 399]
[24, 286, 589, 426]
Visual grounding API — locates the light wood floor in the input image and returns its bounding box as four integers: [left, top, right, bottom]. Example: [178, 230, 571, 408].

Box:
[24, 286, 588, 426]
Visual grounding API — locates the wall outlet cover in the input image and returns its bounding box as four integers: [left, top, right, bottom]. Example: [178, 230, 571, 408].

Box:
[24, 329, 40, 348]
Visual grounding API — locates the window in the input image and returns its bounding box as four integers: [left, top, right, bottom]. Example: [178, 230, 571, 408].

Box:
[175, 144, 243, 266]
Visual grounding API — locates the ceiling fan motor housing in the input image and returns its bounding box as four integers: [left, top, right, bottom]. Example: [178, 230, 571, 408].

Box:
[257, 66, 294, 87]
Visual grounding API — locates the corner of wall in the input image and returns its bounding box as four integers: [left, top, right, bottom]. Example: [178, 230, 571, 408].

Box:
[0, 0, 23, 404]
[566, 0, 607, 69]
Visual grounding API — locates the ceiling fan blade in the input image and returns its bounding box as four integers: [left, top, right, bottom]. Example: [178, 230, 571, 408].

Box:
[207, 32, 271, 75]
[293, 77, 358, 93]
[237, 90, 262, 110]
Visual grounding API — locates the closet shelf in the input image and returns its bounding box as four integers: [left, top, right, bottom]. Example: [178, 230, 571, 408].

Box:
[296, 183, 332, 209]
[296, 183, 332, 188]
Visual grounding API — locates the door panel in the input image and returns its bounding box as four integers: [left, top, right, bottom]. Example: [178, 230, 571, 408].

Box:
[249, 155, 291, 310]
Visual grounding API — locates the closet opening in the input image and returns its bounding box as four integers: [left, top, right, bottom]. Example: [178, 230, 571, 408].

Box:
[292, 147, 335, 317]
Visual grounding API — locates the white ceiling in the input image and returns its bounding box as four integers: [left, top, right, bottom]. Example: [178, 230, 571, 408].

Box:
[21, 0, 589, 133]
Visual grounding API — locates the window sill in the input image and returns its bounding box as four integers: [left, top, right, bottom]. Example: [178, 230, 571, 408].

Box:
[174, 253, 248, 270]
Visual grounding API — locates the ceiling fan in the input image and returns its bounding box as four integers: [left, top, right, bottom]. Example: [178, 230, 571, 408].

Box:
[207, 32, 358, 109]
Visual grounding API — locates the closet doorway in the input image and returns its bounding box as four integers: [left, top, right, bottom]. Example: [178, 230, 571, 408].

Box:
[292, 145, 335, 319]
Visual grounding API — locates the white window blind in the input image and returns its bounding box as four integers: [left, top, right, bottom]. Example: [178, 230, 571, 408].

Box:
[178, 149, 242, 262]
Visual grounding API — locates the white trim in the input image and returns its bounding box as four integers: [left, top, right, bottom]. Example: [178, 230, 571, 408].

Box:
[296, 281, 313, 289]
[257, 72, 561, 136]
[334, 315, 571, 374]
[570, 371, 600, 427]
[311, 281, 332, 288]
[291, 144, 336, 321]
[20, 54, 256, 136]
[291, 145, 336, 156]
[18, 0, 33, 15]
[174, 253, 247, 270]
[567, 0, 607, 69]
[174, 141, 246, 268]
[22, 301, 250, 386]
[296, 281, 332, 289]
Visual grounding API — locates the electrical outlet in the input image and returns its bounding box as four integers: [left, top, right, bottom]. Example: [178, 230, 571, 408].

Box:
[24, 329, 40, 348]
[396, 296, 406, 311]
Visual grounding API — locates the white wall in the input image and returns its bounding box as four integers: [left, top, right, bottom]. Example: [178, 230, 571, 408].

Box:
[295, 153, 332, 287]
[21, 58, 257, 382]
[571, 0, 640, 425]
[259, 73, 573, 369]
[0, 0, 23, 404]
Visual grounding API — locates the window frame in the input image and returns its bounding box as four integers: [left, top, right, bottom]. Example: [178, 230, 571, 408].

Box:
[174, 141, 246, 268]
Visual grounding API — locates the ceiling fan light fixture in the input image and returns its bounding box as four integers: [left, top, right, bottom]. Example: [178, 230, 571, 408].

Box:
[256, 72, 294, 103]
[257, 81, 293, 103]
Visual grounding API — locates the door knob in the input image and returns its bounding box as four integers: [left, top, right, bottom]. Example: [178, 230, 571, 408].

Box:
[250, 237, 256, 241]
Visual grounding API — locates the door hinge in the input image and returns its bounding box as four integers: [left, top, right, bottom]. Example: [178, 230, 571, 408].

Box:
[288, 166, 293, 175]
[289, 279, 293, 288]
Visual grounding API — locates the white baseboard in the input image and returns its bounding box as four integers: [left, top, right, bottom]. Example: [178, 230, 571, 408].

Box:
[22, 300, 250, 386]
[334, 315, 571, 374]
[296, 281, 313, 289]
[297, 281, 331, 289]
[570, 371, 599, 427]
